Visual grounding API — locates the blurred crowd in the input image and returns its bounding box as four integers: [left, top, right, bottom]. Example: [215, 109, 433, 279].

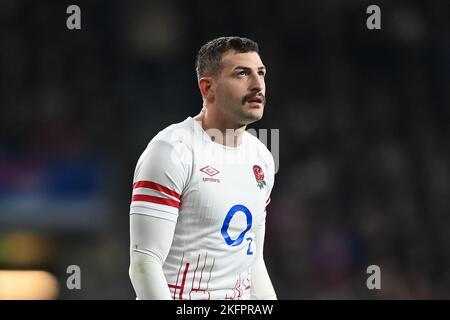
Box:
[0, 0, 449, 299]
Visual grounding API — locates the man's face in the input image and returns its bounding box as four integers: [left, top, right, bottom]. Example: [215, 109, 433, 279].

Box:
[213, 50, 266, 126]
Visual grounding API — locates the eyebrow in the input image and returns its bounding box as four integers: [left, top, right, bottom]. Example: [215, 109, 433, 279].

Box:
[233, 66, 266, 72]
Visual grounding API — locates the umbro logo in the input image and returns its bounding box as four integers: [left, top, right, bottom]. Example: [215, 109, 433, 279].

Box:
[200, 165, 220, 183]
[200, 165, 220, 177]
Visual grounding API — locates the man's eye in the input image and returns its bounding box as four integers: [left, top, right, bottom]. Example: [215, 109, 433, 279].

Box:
[259, 72, 266, 77]
[238, 71, 247, 76]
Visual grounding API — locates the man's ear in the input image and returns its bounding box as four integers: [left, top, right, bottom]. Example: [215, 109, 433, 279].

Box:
[198, 77, 215, 102]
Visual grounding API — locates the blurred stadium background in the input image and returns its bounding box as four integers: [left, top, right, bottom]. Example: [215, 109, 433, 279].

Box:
[1, 0, 449, 299]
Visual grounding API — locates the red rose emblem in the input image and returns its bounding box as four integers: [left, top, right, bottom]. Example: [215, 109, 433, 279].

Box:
[253, 165, 265, 181]
[253, 165, 266, 189]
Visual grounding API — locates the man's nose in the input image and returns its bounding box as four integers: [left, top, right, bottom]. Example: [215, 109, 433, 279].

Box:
[250, 73, 264, 92]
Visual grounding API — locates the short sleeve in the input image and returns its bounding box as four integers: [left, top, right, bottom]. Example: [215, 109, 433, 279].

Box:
[264, 149, 275, 211]
[130, 139, 192, 222]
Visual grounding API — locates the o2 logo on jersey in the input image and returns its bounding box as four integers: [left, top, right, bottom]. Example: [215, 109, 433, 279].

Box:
[221, 204, 254, 255]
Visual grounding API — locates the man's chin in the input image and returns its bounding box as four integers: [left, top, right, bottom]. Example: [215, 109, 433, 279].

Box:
[240, 110, 264, 125]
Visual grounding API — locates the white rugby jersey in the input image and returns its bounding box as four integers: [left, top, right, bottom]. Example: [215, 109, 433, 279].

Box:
[130, 117, 274, 300]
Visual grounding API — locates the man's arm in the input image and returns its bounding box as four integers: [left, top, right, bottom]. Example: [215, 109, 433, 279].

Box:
[250, 222, 277, 300]
[129, 214, 176, 299]
[128, 137, 191, 300]
[250, 147, 277, 299]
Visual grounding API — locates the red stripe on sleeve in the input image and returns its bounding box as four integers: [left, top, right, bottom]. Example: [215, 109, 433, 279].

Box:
[133, 180, 181, 199]
[132, 194, 180, 209]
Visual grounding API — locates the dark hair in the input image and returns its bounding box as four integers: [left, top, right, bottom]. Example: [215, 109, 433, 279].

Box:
[195, 36, 259, 79]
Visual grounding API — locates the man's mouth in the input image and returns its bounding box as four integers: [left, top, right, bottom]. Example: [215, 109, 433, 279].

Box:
[248, 97, 263, 104]
[243, 94, 265, 105]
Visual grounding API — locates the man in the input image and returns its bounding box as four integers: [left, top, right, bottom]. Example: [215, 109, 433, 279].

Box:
[129, 36, 277, 300]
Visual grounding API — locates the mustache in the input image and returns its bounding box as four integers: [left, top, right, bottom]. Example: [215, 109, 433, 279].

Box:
[242, 93, 266, 105]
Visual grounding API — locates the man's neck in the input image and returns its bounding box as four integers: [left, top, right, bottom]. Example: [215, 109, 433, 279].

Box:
[193, 107, 246, 148]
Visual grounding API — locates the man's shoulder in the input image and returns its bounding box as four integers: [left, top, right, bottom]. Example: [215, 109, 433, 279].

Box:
[148, 117, 195, 149]
[135, 118, 194, 171]
[244, 130, 274, 161]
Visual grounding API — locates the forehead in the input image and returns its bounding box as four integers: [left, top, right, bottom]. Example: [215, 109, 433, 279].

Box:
[220, 51, 264, 70]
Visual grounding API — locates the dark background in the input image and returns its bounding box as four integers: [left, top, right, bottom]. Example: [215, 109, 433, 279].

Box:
[1, 0, 449, 299]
